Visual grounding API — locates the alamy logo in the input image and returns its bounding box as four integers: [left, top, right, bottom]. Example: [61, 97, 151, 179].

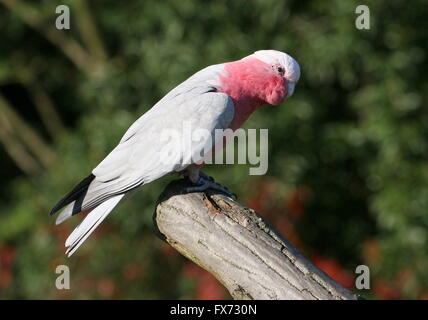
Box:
[355, 5, 370, 30]
[55, 265, 70, 290]
[55, 5, 70, 30]
[159, 121, 269, 175]
[355, 265, 370, 289]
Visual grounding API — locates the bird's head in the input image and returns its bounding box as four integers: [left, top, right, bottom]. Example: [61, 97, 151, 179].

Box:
[251, 50, 300, 100]
[220, 50, 300, 107]
[219, 50, 300, 129]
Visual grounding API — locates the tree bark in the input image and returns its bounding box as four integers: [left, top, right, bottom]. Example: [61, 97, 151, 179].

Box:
[153, 179, 361, 300]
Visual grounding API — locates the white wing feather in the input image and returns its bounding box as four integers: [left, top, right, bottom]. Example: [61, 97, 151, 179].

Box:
[65, 194, 125, 257]
[82, 64, 234, 208]
[57, 63, 235, 256]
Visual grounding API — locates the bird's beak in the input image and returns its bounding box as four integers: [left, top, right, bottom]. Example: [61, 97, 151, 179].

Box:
[286, 81, 295, 98]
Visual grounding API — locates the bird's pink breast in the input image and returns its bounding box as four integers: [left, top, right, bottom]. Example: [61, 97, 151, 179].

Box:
[218, 57, 287, 130]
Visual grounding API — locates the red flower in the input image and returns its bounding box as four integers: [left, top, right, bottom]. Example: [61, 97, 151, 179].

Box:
[312, 255, 354, 289]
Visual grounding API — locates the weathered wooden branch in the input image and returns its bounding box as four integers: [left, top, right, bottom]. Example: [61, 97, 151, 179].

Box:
[154, 179, 361, 300]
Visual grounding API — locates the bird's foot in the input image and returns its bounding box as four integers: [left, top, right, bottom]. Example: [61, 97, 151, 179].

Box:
[185, 173, 236, 199]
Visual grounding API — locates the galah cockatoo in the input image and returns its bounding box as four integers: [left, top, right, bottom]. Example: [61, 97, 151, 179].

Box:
[50, 50, 300, 256]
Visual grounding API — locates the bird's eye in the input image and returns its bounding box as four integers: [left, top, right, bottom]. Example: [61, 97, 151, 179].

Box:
[276, 66, 285, 75]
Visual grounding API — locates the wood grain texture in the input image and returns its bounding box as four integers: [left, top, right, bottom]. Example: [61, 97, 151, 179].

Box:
[153, 179, 360, 300]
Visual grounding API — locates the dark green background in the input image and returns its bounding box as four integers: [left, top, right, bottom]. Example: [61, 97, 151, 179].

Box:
[0, 0, 426, 299]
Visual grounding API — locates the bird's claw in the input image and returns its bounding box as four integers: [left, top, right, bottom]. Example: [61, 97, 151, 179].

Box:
[185, 175, 237, 199]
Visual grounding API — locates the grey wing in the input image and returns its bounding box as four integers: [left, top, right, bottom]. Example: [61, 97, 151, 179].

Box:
[81, 67, 234, 210]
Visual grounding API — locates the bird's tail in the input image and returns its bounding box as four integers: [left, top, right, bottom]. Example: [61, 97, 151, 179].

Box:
[64, 194, 125, 257]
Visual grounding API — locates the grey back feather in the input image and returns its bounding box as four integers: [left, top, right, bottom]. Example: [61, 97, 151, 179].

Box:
[76, 64, 234, 211]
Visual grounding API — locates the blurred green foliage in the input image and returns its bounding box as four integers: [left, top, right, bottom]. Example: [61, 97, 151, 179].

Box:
[0, 0, 427, 299]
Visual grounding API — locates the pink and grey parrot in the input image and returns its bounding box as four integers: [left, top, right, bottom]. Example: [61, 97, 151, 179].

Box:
[50, 50, 300, 256]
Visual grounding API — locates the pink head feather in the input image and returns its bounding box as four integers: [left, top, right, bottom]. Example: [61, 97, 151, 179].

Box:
[219, 50, 300, 130]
